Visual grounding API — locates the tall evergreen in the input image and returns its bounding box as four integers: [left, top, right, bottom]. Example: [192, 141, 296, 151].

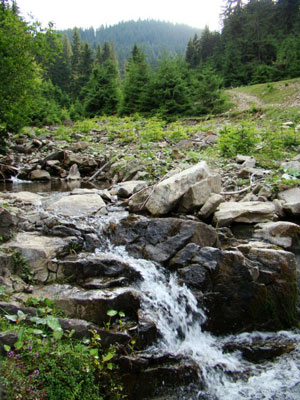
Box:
[121, 44, 150, 115]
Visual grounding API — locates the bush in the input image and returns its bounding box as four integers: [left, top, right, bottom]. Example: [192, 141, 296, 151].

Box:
[218, 124, 259, 157]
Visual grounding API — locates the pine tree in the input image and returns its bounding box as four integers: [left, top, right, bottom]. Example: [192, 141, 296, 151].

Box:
[84, 58, 121, 116]
[120, 44, 150, 115]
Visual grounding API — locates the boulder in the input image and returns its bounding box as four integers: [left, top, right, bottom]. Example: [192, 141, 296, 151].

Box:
[30, 169, 51, 181]
[31, 284, 140, 325]
[179, 174, 221, 213]
[67, 163, 81, 180]
[281, 160, 300, 172]
[145, 161, 215, 216]
[1, 232, 71, 282]
[46, 193, 106, 217]
[214, 201, 276, 226]
[278, 187, 300, 216]
[106, 215, 219, 264]
[254, 221, 300, 250]
[174, 245, 298, 334]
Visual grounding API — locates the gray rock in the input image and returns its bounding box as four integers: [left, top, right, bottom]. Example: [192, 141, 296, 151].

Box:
[145, 161, 218, 216]
[67, 163, 81, 180]
[179, 174, 222, 213]
[214, 201, 276, 226]
[31, 284, 140, 325]
[0, 331, 18, 355]
[46, 193, 106, 217]
[30, 169, 51, 181]
[0, 208, 17, 240]
[6, 191, 42, 205]
[110, 180, 148, 198]
[1, 232, 70, 282]
[281, 160, 300, 172]
[254, 221, 300, 250]
[278, 187, 300, 216]
[198, 193, 224, 219]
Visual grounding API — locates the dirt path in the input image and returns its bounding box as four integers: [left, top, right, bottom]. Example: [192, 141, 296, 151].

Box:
[227, 90, 264, 111]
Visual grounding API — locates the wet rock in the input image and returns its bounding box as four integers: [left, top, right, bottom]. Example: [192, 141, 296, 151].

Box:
[214, 201, 276, 226]
[58, 254, 142, 283]
[30, 169, 51, 181]
[106, 216, 219, 264]
[120, 354, 199, 400]
[46, 193, 107, 217]
[145, 161, 214, 216]
[278, 187, 300, 216]
[223, 337, 296, 363]
[171, 245, 298, 334]
[1, 232, 72, 282]
[67, 163, 81, 180]
[254, 221, 300, 251]
[31, 284, 140, 325]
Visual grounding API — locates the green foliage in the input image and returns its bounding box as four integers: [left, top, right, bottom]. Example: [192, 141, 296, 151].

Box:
[84, 59, 121, 117]
[0, 303, 125, 400]
[72, 118, 99, 133]
[0, 1, 58, 134]
[218, 124, 259, 157]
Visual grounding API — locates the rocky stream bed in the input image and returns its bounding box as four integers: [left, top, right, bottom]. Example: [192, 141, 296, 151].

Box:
[0, 131, 300, 399]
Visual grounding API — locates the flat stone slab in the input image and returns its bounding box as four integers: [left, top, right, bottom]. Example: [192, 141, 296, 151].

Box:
[214, 201, 276, 226]
[46, 193, 106, 217]
[32, 284, 140, 325]
[5, 191, 42, 205]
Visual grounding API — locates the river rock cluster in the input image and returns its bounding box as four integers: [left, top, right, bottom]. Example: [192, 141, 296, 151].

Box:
[0, 131, 300, 398]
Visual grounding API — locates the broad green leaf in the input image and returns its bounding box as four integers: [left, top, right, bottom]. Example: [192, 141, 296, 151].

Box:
[107, 362, 114, 370]
[3, 344, 11, 352]
[102, 352, 114, 362]
[5, 314, 17, 322]
[46, 316, 62, 331]
[107, 309, 118, 317]
[53, 330, 63, 340]
[90, 348, 98, 357]
[14, 341, 23, 350]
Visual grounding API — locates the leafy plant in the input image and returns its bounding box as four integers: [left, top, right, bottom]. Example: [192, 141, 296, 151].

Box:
[218, 123, 259, 158]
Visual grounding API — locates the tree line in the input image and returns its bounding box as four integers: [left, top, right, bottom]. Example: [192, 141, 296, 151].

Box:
[59, 20, 202, 69]
[185, 0, 300, 86]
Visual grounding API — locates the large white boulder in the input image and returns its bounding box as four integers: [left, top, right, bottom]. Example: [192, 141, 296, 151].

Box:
[145, 161, 219, 216]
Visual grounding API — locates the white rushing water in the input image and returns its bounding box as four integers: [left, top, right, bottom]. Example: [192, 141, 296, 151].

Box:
[97, 243, 300, 400]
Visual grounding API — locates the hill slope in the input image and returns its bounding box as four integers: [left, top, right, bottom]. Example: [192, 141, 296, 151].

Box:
[59, 19, 202, 67]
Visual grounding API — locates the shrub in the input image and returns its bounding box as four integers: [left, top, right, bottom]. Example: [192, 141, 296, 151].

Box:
[218, 124, 259, 158]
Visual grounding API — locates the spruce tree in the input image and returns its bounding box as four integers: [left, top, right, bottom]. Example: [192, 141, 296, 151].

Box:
[121, 44, 150, 115]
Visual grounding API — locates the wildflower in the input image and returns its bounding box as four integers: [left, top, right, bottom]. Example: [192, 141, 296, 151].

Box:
[27, 345, 33, 351]
[35, 352, 39, 358]
[34, 369, 39, 376]
[8, 350, 14, 357]
[16, 354, 21, 359]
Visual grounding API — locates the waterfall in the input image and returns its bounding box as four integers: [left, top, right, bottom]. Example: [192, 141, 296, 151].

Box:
[97, 242, 300, 400]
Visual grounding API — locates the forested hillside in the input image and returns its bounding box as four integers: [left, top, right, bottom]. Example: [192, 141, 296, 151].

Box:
[185, 0, 300, 86]
[59, 20, 202, 68]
